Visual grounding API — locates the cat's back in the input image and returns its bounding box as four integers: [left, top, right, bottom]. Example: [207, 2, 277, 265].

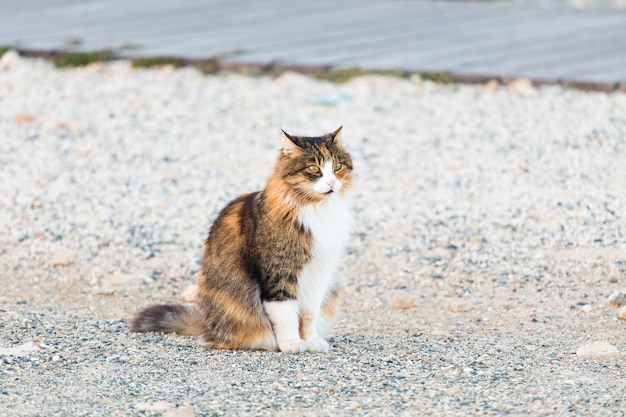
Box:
[205, 190, 310, 264]
[204, 191, 260, 257]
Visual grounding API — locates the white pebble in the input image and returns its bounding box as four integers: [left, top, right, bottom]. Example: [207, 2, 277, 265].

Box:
[576, 341, 621, 359]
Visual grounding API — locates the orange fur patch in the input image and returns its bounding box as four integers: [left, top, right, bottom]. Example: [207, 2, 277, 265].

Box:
[299, 310, 315, 340]
[321, 290, 340, 320]
[201, 333, 272, 350]
[264, 175, 301, 220]
[199, 287, 257, 324]
[197, 285, 275, 349]
[221, 200, 243, 233]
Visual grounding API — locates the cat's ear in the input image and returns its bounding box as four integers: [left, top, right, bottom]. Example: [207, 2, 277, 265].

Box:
[282, 130, 303, 157]
[330, 126, 343, 145]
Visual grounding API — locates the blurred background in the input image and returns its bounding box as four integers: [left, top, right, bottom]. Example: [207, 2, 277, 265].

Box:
[1, 0, 625, 88]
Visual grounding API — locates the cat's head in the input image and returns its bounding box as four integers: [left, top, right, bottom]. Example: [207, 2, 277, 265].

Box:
[271, 127, 353, 205]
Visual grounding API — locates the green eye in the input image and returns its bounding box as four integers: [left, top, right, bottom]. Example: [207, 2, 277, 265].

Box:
[308, 165, 320, 174]
[333, 162, 343, 171]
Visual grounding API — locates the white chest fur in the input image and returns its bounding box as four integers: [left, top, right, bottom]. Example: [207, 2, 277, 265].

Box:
[296, 194, 352, 309]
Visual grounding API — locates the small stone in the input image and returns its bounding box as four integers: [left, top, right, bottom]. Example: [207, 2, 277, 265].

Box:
[91, 287, 115, 296]
[31, 196, 43, 208]
[0, 49, 21, 71]
[580, 304, 593, 313]
[618, 306, 626, 321]
[0, 341, 41, 357]
[134, 401, 175, 413]
[450, 301, 471, 312]
[97, 273, 144, 294]
[507, 78, 535, 95]
[576, 341, 621, 359]
[52, 252, 71, 267]
[347, 402, 362, 410]
[275, 70, 313, 86]
[392, 297, 415, 310]
[608, 291, 626, 307]
[181, 284, 199, 303]
[469, 235, 485, 244]
[164, 406, 195, 417]
[445, 386, 463, 397]
[609, 276, 620, 284]
[14, 113, 35, 123]
[102, 273, 142, 287]
[51, 355, 61, 362]
[484, 79, 500, 92]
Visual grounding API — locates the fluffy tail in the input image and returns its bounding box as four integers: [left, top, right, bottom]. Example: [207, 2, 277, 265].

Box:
[130, 304, 205, 336]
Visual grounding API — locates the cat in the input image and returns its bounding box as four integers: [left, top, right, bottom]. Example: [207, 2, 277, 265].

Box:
[130, 127, 353, 353]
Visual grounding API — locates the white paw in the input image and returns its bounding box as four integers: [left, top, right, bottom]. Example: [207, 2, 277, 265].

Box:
[277, 338, 306, 354]
[305, 337, 329, 353]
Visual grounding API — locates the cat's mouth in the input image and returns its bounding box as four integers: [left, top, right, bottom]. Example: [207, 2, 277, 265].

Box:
[324, 190, 334, 194]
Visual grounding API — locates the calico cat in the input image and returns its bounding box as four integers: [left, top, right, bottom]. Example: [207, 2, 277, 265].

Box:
[130, 127, 353, 353]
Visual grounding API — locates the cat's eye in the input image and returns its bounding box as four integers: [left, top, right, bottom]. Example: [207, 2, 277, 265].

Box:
[308, 165, 320, 174]
[333, 162, 343, 172]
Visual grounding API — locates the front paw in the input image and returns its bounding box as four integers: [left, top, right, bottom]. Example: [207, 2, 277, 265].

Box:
[277, 338, 306, 354]
[305, 337, 329, 353]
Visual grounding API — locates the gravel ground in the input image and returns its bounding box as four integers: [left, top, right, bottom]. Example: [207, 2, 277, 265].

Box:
[1, 51, 625, 416]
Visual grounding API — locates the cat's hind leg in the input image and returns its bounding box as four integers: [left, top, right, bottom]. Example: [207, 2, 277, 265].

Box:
[247, 332, 279, 351]
[299, 288, 341, 352]
[316, 288, 340, 338]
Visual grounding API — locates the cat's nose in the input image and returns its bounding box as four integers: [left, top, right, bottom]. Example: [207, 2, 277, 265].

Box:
[326, 179, 336, 189]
